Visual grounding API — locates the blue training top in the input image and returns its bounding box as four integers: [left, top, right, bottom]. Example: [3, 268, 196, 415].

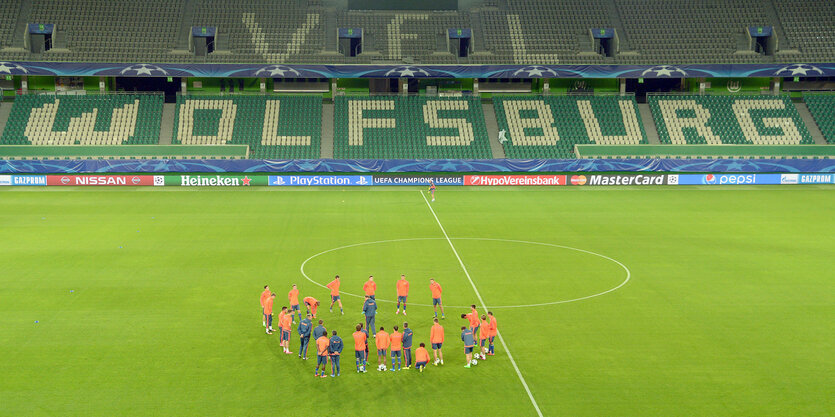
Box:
[329, 336, 344, 354]
[298, 318, 312, 338]
[402, 328, 413, 348]
[362, 298, 377, 316]
[313, 324, 327, 340]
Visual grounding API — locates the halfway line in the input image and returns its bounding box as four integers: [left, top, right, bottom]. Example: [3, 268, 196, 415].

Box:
[419, 191, 544, 417]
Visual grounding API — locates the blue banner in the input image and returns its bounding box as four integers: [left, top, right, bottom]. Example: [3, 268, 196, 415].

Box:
[338, 28, 362, 39]
[2, 159, 834, 174]
[372, 175, 464, 185]
[268, 175, 372, 186]
[191, 27, 216, 37]
[1, 61, 834, 79]
[591, 28, 615, 39]
[448, 29, 472, 39]
[27, 24, 54, 34]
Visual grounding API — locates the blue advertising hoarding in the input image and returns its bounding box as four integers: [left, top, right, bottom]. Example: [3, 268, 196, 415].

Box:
[671, 173, 835, 185]
[268, 175, 372, 186]
[372, 175, 463, 186]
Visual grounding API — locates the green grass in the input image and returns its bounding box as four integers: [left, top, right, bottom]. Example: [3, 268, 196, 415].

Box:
[1, 186, 833, 416]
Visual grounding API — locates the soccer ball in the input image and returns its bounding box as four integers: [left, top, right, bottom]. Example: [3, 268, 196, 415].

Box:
[359, 366, 366, 372]
[378, 364, 387, 371]
[470, 359, 478, 366]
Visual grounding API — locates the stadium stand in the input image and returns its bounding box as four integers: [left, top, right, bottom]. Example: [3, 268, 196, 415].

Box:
[0, 0, 21, 49]
[0, 93, 163, 145]
[772, 0, 835, 62]
[0, 0, 832, 64]
[189, 0, 324, 64]
[575, 144, 835, 159]
[493, 95, 647, 159]
[335, 11, 471, 64]
[25, 0, 183, 63]
[0, 144, 248, 160]
[172, 95, 321, 159]
[615, 0, 771, 64]
[803, 93, 835, 145]
[649, 95, 814, 145]
[479, 0, 613, 64]
[333, 96, 491, 159]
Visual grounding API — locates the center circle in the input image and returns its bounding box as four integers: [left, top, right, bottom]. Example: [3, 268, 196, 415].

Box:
[299, 238, 630, 309]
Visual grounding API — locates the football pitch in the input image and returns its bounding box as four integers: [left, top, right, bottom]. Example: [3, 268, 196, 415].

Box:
[1, 185, 833, 416]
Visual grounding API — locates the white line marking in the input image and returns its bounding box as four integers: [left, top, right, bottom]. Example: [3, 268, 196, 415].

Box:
[299, 237, 630, 308]
[419, 191, 544, 417]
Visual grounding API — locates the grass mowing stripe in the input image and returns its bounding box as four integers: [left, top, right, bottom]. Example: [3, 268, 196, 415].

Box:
[419, 190, 545, 417]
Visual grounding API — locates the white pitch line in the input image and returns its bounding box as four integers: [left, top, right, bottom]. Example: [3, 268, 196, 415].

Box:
[419, 191, 544, 417]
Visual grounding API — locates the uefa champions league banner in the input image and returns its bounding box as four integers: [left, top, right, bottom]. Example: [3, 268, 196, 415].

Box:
[1, 158, 834, 174]
[1, 61, 834, 79]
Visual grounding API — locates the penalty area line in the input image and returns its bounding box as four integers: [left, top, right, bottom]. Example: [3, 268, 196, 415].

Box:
[419, 191, 544, 417]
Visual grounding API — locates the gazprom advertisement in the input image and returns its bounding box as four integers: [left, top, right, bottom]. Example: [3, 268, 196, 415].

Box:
[0, 175, 48, 186]
[268, 175, 372, 186]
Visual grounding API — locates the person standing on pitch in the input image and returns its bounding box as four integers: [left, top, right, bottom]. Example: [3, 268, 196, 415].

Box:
[415, 343, 430, 372]
[470, 305, 480, 339]
[288, 284, 301, 323]
[430, 318, 444, 365]
[312, 319, 327, 341]
[264, 293, 276, 334]
[329, 330, 343, 377]
[260, 285, 271, 327]
[479, 315, 490, 359]
[375, 326, 389, 369]
[428, 179, 436, 202]
[314, 333, 329, 378]
[352, 324, 368, 373]
[276, 306, 287, 336]
[362, 295, 377, 337]
[389, 325, 403, 371]
[487, 311, 497, 356]
[402, 322, 414, 369]
[363, 276, 376, 300]
[396, 274, 409, 315]
[326, 275, 344, 314]
[360, 323, 370, 358]
[303, 296, 320, 319]
[461, 326, 475, 369]
[279, 307, 293, 354]
[430, 278, 445, 319]
[297, 313, 313, 360]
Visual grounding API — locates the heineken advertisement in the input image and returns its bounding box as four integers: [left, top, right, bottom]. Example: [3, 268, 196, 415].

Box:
[169, 174, 268, 186]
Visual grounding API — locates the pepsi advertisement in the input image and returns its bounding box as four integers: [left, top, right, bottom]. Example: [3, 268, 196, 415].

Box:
[671, 173, 834, 185]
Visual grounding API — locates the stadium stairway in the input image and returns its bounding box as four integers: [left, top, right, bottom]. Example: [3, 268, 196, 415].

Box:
[482, 103, 506, 158]
[793, 102, 827, 145]
[638, 103, 661, 144]
[0, 102, 12, 137]
[175, 0, 196, 51]
[8, 0, 29, 49]
[321, 102, 334, 159]
[159, 103, 176, 145]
